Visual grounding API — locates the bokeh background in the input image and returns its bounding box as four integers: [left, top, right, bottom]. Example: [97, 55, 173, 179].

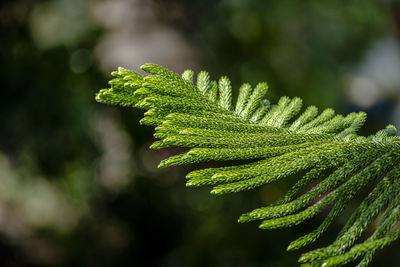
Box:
[2, 0, 400, 266]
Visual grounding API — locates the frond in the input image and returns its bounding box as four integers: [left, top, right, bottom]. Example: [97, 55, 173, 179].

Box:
[96, 64, 400, 266]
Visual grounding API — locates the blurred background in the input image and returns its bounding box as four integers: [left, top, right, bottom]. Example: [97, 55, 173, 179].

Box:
[2, 0, 400, 266]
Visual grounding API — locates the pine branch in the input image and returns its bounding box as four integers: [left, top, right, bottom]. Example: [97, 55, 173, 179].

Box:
[96, 64, 400, 266]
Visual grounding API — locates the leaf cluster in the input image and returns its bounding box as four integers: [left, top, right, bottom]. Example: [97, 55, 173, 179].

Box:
[96, 64, 400, 266]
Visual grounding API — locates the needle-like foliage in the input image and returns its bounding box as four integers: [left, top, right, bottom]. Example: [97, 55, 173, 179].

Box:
[96, 64, 400, 266]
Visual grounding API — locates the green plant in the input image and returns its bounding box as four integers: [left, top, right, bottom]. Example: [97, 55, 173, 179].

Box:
[96, 64, 400, 266]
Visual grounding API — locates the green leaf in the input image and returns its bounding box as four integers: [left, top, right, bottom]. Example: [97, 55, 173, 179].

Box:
[96, 64, 400, 266]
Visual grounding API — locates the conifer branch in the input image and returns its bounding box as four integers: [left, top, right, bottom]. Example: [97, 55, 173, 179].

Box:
[96, 64, 400, 266]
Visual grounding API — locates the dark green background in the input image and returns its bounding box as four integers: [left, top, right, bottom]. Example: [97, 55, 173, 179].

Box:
[1, 0, 400, 266]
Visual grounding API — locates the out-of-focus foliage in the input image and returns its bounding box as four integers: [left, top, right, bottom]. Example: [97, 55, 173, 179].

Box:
[189, 1, 392, 110]
[1, 0, 400, 266]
